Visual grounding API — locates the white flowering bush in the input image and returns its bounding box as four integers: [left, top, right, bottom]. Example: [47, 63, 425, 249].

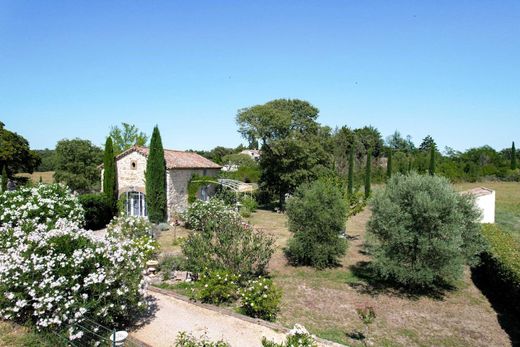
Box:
[106, 215, 159, 261]
[190, 270, 239, 305]
[0, 183, 84, 228]
[262, 324, 318, 347]
[182, 199, 241, 232]
[238, 277, 281, 321]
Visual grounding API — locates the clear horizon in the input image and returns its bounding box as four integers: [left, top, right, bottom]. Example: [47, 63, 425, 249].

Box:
[1, 1, 519, 152]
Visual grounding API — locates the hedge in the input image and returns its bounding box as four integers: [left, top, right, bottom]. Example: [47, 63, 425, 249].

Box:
[79, 193, 114, 230]
[476, 224, 520, 313]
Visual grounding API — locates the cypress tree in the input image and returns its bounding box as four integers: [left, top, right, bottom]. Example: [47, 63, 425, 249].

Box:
[347, 145, 355, 197]
[386, 149, 393, 179]
[407, 157, 412, 174]
[103, 137, 118, 212]
[1, 165, 7, 192]
[365, 149, 372, 199]
[512, 141, 517, 170]
[145, 126, 167, 223]
[429, 145, 436, 176]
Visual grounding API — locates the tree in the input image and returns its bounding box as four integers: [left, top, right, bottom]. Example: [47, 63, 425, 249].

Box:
[285, 179, 347, 269]
[109, 123, 148, 155]
[145, 126, 167, 223]
[1, 165, 7, 192]
[419, 135, 436, 152]
[103, 137, 117, 212]
[512, 141, 517, 170]
[54, 139, 103, 193]
[365, 149, 372, 198]
[0, 122, 40, 175]
[386, 149, 393, 179]
[347, 145, 355, 197]
[429, 144, 436, 176]
[367, 173, 483, 289]
[386, 131, 415, 152]
[354, 126, 384, 157]
[34, 149, 56, 171]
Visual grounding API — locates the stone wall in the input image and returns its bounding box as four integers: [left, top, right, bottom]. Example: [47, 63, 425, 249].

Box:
[166, 168, 220, 219]
[116, 151, 147, 197]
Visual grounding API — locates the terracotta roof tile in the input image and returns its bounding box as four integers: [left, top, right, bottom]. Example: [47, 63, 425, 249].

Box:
[114, 146, 221, 170]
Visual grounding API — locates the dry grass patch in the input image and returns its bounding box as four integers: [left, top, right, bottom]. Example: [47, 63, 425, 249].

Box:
[15, 171, 55, 184]
[156, 224, 190, 254]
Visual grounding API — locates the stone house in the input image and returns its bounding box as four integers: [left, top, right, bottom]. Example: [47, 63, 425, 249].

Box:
[100, 146, 221, 219]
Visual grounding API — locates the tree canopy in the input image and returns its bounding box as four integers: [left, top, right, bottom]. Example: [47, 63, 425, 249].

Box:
[109, 122, 148, 155]
[0, 122, 40, 176]
[145, 126, 167, 223]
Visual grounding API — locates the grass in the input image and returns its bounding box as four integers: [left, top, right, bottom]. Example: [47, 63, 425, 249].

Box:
[0, 321, 58, 347]
[241, 181, 518, 347]
[15, 171, 55, 184]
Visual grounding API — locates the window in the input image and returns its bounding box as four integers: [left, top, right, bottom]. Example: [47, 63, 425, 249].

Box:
[131, 161, 137, 170]
[125, 191, 147, 217]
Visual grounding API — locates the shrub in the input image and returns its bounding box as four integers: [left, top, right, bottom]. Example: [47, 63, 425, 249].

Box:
[0, 220, 148, 337]
[78, 193, 113, 230]
[158, 254, 187, 280]
[261, 324, 317, 347]
[285, 180, 347, 269]
[0, 183, 84, 228]
[367, 173, 484, 289]
[240, 195, 258, 212]
[182, 214, 274, 278]
[175, 331, 230, 347]
[182, 199, 241, 232]
[106, 215, 158, 261]
[191, 270, 239, 305]
[238, 277, 281, 321]
[475, 224, 520, 314]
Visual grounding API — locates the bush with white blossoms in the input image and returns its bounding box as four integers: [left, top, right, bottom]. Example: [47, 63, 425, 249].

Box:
[181, 199, 241, 232]
[0, 183, 84, 228]
[106, 215, 159, 262]
[261, 324, 318, 347]
[238, 277, 281, 322]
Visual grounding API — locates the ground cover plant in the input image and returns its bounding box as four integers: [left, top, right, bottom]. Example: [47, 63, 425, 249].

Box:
[0, 184, 150, 344]
[366, 173, 484, 289]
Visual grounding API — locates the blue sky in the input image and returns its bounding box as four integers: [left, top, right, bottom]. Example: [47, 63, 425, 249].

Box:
[1, 1, 519, 151]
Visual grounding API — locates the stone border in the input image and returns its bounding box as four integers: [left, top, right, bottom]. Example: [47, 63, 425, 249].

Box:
[136, 285, 347, 347]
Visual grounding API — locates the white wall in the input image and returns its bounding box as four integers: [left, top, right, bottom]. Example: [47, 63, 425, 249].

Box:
[475, 191, 495, 224]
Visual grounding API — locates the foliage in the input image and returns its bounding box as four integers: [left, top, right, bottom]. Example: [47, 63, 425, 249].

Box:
[285, 179, 347, 269]
[102, 137, 117, 212]
[106, 215, 158, 261]
[174, 331, 230, 347]
[367, 173, 484, 289]
[78, 193, 113, 230]
[386, 131, 415, 153]
[191, 270, 239, 305]
[158, 254, 187, 280]
[182, 200, 275, 278]
[419, 135, 436, 152]
[187, 175, 218, 204]
[240, 195, 258, 217]
[476, 224, 520, 314]
[1, 165, 6, 192]
[0, 122, 40, 176]
[53, 138, 103, 193]
[238, 277, 281, 321]
[0, 183, 84, 228]
[0, 188, 148, 339]
[109, 122, 148, 155]
[34, 149, 56, 172]
[220, 153, 261, 183]
[364, 149, 372, 199]
[512, 141, 517, 170]
[182, 199, 241, 232]
[348, 191, 367, 218]
[145, 126, 167, 223]
[386, 149, 393, 179]
[429, 144, 436, 176]
[347, 145, 354, 197]
[261, 324, 318, 347]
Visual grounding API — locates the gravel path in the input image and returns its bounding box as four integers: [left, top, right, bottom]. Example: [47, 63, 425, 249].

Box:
[131, 289, 288, 347]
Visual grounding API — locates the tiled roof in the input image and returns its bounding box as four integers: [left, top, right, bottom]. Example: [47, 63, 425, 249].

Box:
[115, 146, 221, 170]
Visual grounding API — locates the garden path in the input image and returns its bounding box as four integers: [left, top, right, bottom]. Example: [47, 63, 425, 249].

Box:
[131, 288, 345, 347]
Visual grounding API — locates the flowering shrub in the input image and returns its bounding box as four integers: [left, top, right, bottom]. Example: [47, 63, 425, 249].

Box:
[238, 277, 281, 321]
[0, 183, 84, 228]
[0, 219, 148, 339]
[182, 199, 241, 232]
[262, 324, 317, 347]
[175, 331, 230, 347]
[191, 270, 239, 305]
[106, 215, 158, 261]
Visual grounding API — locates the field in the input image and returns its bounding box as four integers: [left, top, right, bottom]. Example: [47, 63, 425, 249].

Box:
[15, 171, 55, 184]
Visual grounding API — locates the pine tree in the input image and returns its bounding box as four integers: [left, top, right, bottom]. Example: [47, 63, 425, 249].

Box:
[347, 145, 355, 197]
[429, 145, 436, 176]
[386, 149, 393, 179]
[365, 149, 372, 199]
[145, 126, 167, 223]
[103, 137, 118, 212]
[1, 165, 7, 192]
[512, 141, 517, 170]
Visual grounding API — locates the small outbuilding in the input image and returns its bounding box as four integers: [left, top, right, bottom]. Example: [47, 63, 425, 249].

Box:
[464, 187, 495, 224]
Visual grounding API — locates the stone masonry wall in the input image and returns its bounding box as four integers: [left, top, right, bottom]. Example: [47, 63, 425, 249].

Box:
[116, 151, 147, 196]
